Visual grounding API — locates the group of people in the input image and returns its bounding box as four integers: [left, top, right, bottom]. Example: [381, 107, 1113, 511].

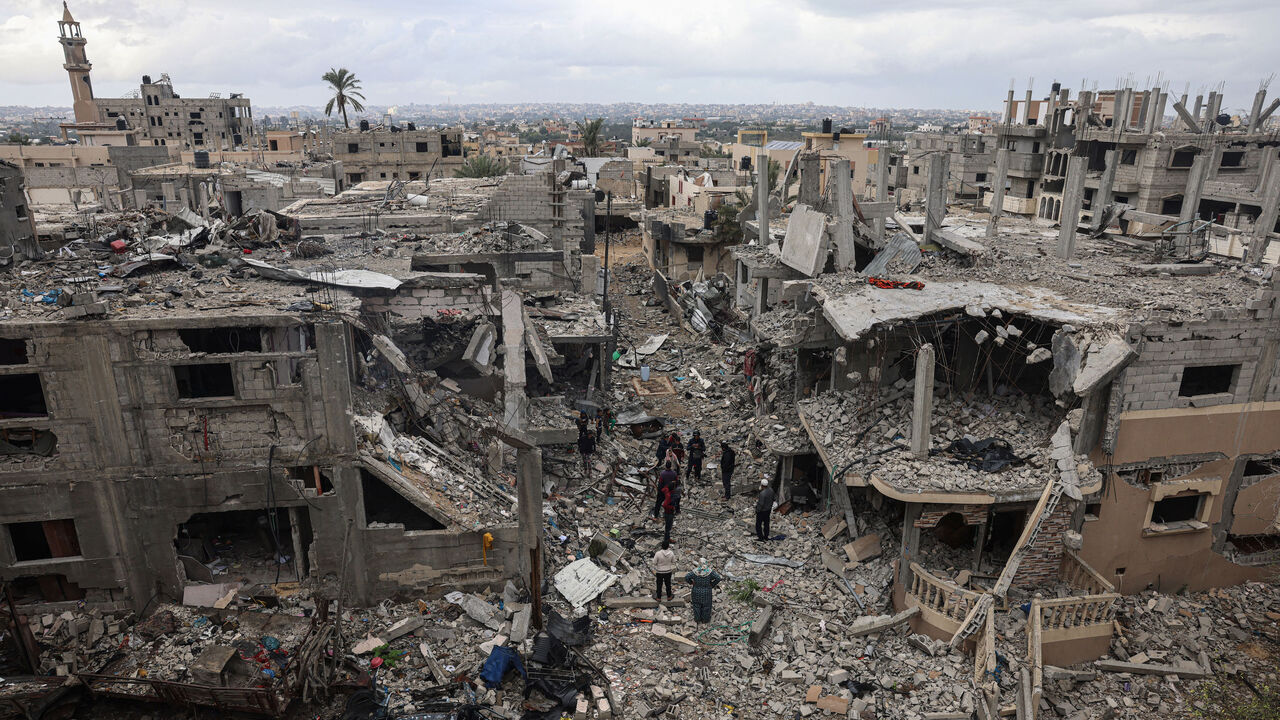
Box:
[653, 430, 737, 500]
[647, 428, 777, 622]
[650, 541, 723, 623]
[574, 408, 614, 480]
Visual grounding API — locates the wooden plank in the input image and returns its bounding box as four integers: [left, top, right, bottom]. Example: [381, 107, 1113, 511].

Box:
[1095, 660, 1207, 678]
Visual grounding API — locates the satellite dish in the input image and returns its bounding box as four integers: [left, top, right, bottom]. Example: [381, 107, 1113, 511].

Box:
[1215, 113, 1231, 126]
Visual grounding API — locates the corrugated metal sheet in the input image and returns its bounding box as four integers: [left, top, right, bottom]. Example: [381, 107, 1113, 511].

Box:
[553, 558, 617, 609]
[764, 140, 804, 151]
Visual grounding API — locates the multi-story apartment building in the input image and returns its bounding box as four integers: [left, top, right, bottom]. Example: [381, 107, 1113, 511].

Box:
[56, 4, 255, 151]
[333, 126, 465, 186]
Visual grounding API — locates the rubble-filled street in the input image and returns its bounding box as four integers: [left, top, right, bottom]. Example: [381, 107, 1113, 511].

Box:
[3, 5, 1280, 719]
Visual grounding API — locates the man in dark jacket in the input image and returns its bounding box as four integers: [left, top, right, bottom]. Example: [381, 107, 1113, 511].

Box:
[755, 479, 775, 540]
[686, 431, 706, 484]
[653, 462, 677, 519]
[661, 482, 678, 544]
[720, 442, 736, 500]
[578, 429, 596, 481]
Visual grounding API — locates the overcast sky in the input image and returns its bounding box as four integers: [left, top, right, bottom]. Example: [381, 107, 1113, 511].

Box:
[2, 0, 1278, 114]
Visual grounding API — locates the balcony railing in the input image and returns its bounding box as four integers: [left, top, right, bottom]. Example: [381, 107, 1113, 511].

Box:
[1060, 549, 1115, 595]
[908, 562, 982, 624]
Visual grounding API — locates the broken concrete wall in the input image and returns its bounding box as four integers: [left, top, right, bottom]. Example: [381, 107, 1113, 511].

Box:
[1116, 291, 1280, 414]
[594, 160, 634, 197]
[0, 315, 358, 610]
[362, 280, 498, 321]
[477, 173, 590, 247]
[363, 525, 520, 599]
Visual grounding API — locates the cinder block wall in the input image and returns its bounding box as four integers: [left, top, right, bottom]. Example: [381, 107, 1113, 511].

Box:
[1117, 284, 1280, 413]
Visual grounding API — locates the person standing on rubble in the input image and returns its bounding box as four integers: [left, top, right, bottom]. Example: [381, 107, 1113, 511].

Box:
[652, 540, 676, 601]
[685, 559, 722, 623]
[655, 433, 671, 468]
[686, 431, 706, 485]
[755, 479, 776, 541]
[653, 462, 677, 519]
[720, 442, 736, 500]
[577, 429, 596, 482]
[661, 480, 678, 544]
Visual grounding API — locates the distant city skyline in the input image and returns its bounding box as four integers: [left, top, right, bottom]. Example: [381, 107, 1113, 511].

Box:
[1, 0, 1277, 116]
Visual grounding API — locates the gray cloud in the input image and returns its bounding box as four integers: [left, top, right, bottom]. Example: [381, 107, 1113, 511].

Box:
[1, 0, 1276, 112]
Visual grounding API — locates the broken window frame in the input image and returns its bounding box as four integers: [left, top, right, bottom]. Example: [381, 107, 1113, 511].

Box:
[173, 362, 237, 399]
[1177, 363, 1239, 398]
[7, 518, 82, 563]
[1169, 147, 1197, 169]
[0, 372, 49, 418]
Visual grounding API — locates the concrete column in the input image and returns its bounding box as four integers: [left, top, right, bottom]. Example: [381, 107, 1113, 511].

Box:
[756, 149, 769, 244]
[1209, 92, 1224, 123]
[1093, 149, 1117, 231]
[875, 148, 891, 241]
[1002, 88, 1016, 125]
[971, 510, 991, 574]
[1249, 89, 1270, 133]
[289, 506, 306, 579]
[1178, 154, 1210, 227]
[986, 148, 1010, 240]
[1136, 89, 1151, 132]
[1073, 391, 1107, 455]
[516, 447, 544, 629]
[134, 188, 147, 209]
[830, 158, 856, 269]
[1249, 166, 1280, 264]
[197, 182, 210, 221]
[798, 152, 821, 207]
[1174, 94, 1189, 130]
[925, 153, 950, 245]
[898, 502, 923, 588]
[1018, 88, 1032, 125]
[1153, 91, 1168, 132]
[1116, 89, 1133, 131]
[910, 343, 935, 459]
[1058, 156, 1088, 259]
[1192, 94, 1204, 125]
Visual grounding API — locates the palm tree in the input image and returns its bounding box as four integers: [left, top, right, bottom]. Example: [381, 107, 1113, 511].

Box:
[321, 68, 366, 129]
[575, 117, 605, 157]
[454, 155, 509, 178]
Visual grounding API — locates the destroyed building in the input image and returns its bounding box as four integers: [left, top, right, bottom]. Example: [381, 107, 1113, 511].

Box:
[333, 125, 465, 185]
[989, 82, 1280, 264]
[0, 161, 38, 262]
[57, 4, 255, 150]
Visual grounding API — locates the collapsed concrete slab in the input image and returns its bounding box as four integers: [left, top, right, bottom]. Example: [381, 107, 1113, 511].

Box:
[780, 204, 829, 277]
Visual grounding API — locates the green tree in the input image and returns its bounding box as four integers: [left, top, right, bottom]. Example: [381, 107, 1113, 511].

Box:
[768, 159, 782, 191]
[634, 137, 652, 147]
[454, 155, 509, 178]
[5, 132, 32, 145]
[321, 68, 366, 129]
[575, 117, 605, 157]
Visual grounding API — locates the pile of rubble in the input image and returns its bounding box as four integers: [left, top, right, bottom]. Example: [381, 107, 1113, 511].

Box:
[799, 385, 1085, 496]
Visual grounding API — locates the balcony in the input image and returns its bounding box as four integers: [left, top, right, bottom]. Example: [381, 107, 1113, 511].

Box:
[1005, 152, 1044, 175]
[904, 562, 983, 638]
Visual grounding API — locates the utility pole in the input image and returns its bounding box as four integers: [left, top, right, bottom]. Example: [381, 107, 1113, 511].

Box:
[603, 191, 612, 333]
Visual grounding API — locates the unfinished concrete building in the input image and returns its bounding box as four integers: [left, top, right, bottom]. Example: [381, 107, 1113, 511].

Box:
[903, 132, 996, 205]
[333, 126, 465, 185]
[0, 161, 38, 262]
[989, 81, 1280, 264]
[57, 4, 254, 150]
